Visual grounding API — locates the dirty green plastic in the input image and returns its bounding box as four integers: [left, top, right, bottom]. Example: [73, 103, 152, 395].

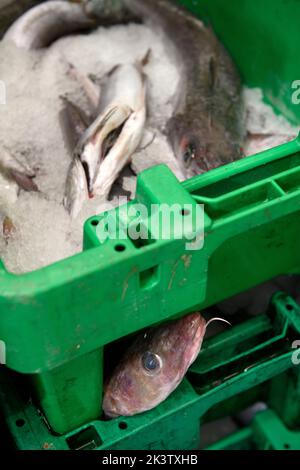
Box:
[1, 0, 300, 447]
[2, 139, 300, 435]
[1, 292, 300, 449]
[207, 409, 300, 450]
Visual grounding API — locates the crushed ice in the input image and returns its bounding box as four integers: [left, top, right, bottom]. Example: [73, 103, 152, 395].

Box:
[0, 24, 298, 273]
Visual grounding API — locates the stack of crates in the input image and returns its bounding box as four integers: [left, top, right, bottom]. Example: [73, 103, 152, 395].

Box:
[1, 0, 300, 450]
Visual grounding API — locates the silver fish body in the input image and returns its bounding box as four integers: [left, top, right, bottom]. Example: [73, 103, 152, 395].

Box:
[84, 0, 245, 176]
[3, 0, 139, 50]
[64, 156, 89, 218]
[98, 63, 146, 113]
[62, 60, 146, 216]
[3, 0, 95, 49]
[78, 62, 147, 197]
[0, 0, 42, 39]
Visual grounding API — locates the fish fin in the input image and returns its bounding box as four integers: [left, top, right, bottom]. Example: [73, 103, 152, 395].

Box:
[66, 61, 101, 111]
[60, 96, 91, 127]
[247, 131, 274, 139]
[88, 73, 103, 89]
[141, 48, 152, 67]
[59, 96, 91, 153]
[135, 49, 152, 78]
[9, 170, 39, 192]
[106, 64, 121, 77]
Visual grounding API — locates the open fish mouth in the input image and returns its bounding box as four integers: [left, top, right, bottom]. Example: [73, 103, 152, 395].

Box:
[62, 58, 147, 217]
[75, 103, 133, 196]
[91, 103, 146, 198]
[63, 97, 146, 217]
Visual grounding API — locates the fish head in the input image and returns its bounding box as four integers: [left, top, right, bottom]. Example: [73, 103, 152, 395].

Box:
[103, 312, 206, 417]
[167, 115, 243, 177]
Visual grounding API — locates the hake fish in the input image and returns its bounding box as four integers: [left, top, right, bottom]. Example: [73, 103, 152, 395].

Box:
[2, 0, 138, 49]
[3, 1, 95, 50]
[0, 0, 42, 39]
[62, 59, 147, 217]
[5, 0, 244, 211]
[129, 0, 244, 176]
[0, 147, 38, 192]
[84, 0, 245, 177]
[77, 61, 147, 197]
[6, 0, 244, 177]
[103, 312, 230, 418]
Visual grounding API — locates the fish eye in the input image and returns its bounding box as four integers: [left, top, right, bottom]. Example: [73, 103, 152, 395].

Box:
[183, 143, 196, 167]
[141, 351, 162, 373]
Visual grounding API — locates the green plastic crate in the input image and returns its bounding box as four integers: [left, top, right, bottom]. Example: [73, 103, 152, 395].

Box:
[1, 292, 300, 449]
[1, 0, 300, 449]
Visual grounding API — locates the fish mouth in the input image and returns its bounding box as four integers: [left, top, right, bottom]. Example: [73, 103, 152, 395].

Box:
[181, 312, 206, 337]
[103, 390, 133, 419]
[88, 105, 146, 198]
[99, 122, 126, 166]
[102, 395, 120, 419]
[180, 312, 206, 366]
[76, 104, 133, 195]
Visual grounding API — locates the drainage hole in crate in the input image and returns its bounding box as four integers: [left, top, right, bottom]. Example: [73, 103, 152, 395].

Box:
[115, 244, 126, 252]
[284, 443, 290, 449]
[66, 426, 102, 450]
[139, 265, 159, 290]
[181, 208, 191, 216]
[286, 304, 293, 311]
[118, 421, 128, 430]
[16, 419, 25, 427]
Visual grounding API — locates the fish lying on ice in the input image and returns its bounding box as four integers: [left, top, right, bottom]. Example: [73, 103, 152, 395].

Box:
[3, 0, 95, 49]
[67, 62, 101, 114]
[103, 313, 230, 418]
[79, 59, 147, 197]
[59, 96, 91, 157]
[6, 0, 244, 179]
[84, 0, 245, 177]
[0, 0, 42, 39]
[64, 155, 89, 219]
[0, 147, 38, 192]
[2, 0, 139, 49]
[62, 58, 147, 217]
